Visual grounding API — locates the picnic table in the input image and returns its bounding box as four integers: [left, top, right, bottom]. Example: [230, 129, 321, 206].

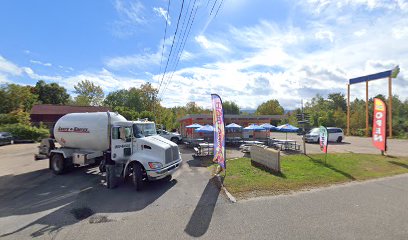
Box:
[226, 137, 243, 145]
[268, 138, 300, 151]
[239, 141, 266, 153]
[184, 138, 205, 147]
[193, 142, 214, 156]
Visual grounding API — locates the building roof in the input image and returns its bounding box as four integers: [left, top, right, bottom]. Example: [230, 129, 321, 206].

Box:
[178, 114, 285, 121]
[30, 104, 111, 115]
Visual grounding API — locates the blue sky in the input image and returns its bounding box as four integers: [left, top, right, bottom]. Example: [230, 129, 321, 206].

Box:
[1, 0, 407, 109]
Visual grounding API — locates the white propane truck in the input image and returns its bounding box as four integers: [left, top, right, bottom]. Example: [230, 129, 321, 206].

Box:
[42, 112, 182, 190]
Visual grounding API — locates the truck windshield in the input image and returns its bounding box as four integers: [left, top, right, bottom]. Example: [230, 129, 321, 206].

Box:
[133, 123, 157, 138]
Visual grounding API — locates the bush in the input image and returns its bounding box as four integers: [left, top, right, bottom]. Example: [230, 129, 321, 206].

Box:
[0, 109, 30, 125]
[0, 124, 49, 142]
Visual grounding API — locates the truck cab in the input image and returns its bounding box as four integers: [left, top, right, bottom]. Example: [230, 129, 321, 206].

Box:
[110, 120, 182, 184]
[45, 112, 181, 191]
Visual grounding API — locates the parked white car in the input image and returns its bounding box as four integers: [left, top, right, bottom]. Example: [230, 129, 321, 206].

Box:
[305, 127, 344, 143]
[157, 129, 182, 143]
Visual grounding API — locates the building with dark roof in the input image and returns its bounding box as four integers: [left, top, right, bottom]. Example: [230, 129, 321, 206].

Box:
[30, 104, 111, 129]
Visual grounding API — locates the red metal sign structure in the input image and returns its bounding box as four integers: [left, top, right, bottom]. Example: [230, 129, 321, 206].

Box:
[372, 98, 387, 152]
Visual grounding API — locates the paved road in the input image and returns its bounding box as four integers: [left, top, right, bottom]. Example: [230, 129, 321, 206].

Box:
[1, 143, 408, 239]
[271, 133, 408, 156]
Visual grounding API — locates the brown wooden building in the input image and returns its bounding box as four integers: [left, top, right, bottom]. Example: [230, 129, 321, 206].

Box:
[30, 104, 111, 129]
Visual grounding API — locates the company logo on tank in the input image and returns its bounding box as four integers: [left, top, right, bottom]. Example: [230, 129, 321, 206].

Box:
[58, 126, 90, 133]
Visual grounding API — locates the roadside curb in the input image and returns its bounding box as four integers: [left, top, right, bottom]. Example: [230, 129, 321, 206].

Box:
[215, 174, 237, 203]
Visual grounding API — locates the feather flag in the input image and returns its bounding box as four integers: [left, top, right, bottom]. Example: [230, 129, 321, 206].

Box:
[211, 94, 226, 169]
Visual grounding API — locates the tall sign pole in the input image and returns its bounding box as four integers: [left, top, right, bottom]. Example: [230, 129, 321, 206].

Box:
[347, 84, 350, 136]
[365, 81, 369, 137]
[388, 76, 393, 138]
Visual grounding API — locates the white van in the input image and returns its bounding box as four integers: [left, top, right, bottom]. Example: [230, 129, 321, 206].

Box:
[305, 127, 344, 143]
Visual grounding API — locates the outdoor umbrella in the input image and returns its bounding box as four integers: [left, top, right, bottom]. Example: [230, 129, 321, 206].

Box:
[186, 123, 202, 128]
[260, 123, 276, 130]
[185, 123, 202, 138]
[226, 123, 242, 134]
[243, 124, 266, 131]
[194, 124, 214, 133]
[194, 125, 214, 143]
[276, 124, 299, 140]
[225, 123, 242, 129]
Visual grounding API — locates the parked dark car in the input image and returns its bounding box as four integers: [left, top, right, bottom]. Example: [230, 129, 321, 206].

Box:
[0, 132, 14, 145]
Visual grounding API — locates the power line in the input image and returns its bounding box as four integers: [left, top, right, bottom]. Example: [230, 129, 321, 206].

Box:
[214, 0, 224, 18]
[210, 0, 218, 15]
[160, 5, 199, 100]
[159, 0, 197, 97]
[157, 0, 186, 95]
[158, 0, 171, 74]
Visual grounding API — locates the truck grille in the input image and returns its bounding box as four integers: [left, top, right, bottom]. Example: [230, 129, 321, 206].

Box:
[165, 145, 180, 164]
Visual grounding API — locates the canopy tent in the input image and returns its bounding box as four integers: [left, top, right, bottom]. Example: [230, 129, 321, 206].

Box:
[275, 124, 299, 140]
[260, 123, 276, 130]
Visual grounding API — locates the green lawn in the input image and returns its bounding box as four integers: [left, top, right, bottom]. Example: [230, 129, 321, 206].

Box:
[220, 153, 408, 198]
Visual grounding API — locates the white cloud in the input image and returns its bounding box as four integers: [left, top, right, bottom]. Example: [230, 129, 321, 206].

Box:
[111, 0, 146, 37]
[155, 6, 408, 110]
[315, 30, 335, 42]
[114, 0, 145, 25]
[105, 51, 161, 69]
[22, 67, 62, 81]
[180, 51, 195, 61]
[353, 29, 367, 37]
[306, 0, 404, 14]
[62, 69, 147, 93]
[0, 55, 23, 75]
[153, 7, 170, 25]
[392, 26, 408, 39]
[195, 35, 230, 53]
[30, 60, 52, 67]
[0, 73, 11, 84]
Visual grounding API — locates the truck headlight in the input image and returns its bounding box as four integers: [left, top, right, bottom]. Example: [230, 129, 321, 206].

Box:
[148, 162, 163, 169]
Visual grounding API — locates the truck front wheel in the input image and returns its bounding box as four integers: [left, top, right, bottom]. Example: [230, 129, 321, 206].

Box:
[51, 154, 65, 175]
[132, 164, 144, 191]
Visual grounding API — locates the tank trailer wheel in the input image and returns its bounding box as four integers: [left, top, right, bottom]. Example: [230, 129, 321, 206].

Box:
[51, 154, 65, 175]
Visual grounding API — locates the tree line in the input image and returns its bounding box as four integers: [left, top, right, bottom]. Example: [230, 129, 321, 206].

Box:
[284, 93, 408, 138]
[1, 80, 407, 139]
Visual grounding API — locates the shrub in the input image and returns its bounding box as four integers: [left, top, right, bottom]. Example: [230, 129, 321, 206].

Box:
[0, 124, 49, 142]
[0, 109, 30, 125]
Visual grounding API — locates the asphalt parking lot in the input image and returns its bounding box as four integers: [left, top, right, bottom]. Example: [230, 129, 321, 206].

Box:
[0, 143, 228, 239]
